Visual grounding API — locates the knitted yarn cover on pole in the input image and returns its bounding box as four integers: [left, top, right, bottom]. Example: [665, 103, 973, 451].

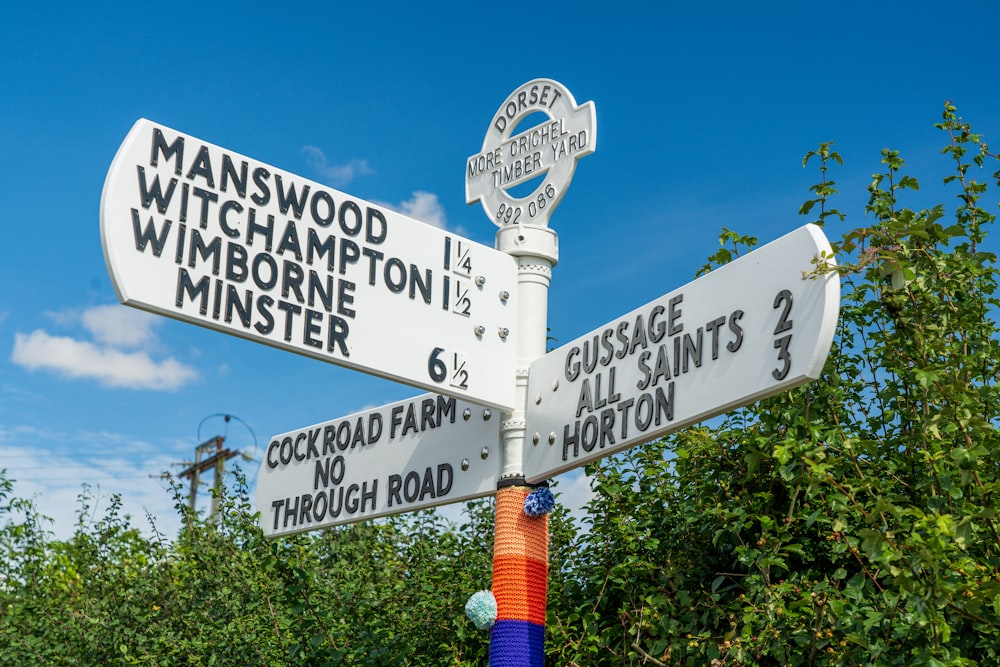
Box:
[489, 485, 548, 666]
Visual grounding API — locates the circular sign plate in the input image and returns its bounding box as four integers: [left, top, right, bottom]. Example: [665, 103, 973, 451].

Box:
[466, 79, 596, 229]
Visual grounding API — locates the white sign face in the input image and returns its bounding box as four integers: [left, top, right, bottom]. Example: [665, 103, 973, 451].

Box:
[523, 224, 840, 483]
[101, 119, 518, 410]
[256, 394, 500, 537]
[466, 79, 596, 228]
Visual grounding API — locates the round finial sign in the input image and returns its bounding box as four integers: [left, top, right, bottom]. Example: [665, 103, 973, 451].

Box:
[466, 79, 596, 229]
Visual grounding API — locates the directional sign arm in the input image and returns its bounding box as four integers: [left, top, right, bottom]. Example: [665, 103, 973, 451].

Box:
[522, 223, 840, 483]
[100, 119, 519, 410]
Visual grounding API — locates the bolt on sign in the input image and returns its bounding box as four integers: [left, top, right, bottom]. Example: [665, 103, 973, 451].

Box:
[101, 119, 518, 410]
[522, 224, 840, 483]
[257, 394, 500, 537]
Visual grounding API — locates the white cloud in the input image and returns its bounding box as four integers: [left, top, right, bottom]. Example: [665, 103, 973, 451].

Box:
[11, 305, 198, 391]
[301, 146, 372, 187]
[395, 190, 448, 229]
[12, 330, 197, 390]
[80, 304, 158, 348]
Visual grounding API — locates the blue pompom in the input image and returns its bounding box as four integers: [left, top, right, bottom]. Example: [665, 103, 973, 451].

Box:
[465, 590, 497, 630]
[523, 487, 555, 517]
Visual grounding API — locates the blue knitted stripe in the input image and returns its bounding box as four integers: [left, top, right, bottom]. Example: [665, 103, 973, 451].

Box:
[489, 619, 544, 667]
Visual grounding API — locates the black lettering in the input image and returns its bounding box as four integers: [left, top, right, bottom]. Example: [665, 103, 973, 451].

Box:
[683, 328, 703, 373]
[131, 209, 172, 256]
[421, 397, 437, 431]
[150, 128, 183, 174]
[310, 190, 335, 227]
[339, 239, 360, 275]
[419, 467, 436, 500]
[322, 425, 336, 456]
[282, 495, 299, 528]
[254, 294, 275, 335]
[277, 301, 301, 341]
[401, 402, 418, 436]
[368, 413, 383, 443]
[345, 484, 360, 514]
[437, 395, 457, 424]
[616, 397, 635, 440]
[706, 316, 726, 360]
[404, 472, 420, 502]
[384, 257, 407, 293]
[186, 146, 215, 187]
[251, 167, 271, 206]
[565, 346, 581, 381]
[727, 310, 745, 352]
[224, 285, 251, 327]
[366, 208, 387, 243]
[327, 314, 350, 356]
[636, 350, 652, 390]
[220, 155, 248, 197]
[562, 421, 580, 460]
[648, 304, 667, 343]
[274, 174, 309, 219]
[390, 406, 404, 439]
[437, 464, 453, 496]
[409, 265, 432, 304]
[599, 328, 615, 366]
[581, 415, 599, 452]
[307, 228, 336, 271]
[339, 200, 363, 235]
[175, 268, 209, 314]
[247, 209, 274, 250]
[360, 480, 377, 513]
[629, 314, 648, 354]
[615, 321, 630, 359]
[668, 294, 683, 335]
[581, 335, 598, 373]
[351, 417, 366, 449]
[278, 437, 293, 465]
[575, 378, 593, 417]
[277, 221, 303, 260]
[266, 440, 280, 468]
[188, 229, 221, 274]
[219, 200, 242, 238]
[388, 474, 402, 507]
[137, 167, 177, 213]
[303, 309, 323, 348]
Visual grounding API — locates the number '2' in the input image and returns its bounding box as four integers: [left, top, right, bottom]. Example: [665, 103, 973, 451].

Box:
[772, 290, 793, 380]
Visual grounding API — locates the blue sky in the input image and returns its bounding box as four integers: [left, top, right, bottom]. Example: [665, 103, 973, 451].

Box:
[2, 2, 998, 539]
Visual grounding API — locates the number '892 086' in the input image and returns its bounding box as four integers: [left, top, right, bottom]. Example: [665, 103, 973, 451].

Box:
[496, 183, 558, 225]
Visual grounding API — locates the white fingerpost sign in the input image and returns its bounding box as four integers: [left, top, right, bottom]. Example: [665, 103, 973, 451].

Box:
[522, 224, 840, 483]
[466, 78, 597, 229]
[101, 119, 518, 410]
[257, 394, 500, 537]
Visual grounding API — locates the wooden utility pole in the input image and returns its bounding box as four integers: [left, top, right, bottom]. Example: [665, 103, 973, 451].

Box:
[178, 436, 239, 519]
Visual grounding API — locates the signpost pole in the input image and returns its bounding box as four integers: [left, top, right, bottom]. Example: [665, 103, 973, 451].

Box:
[490, 226, 558, 667]
[466, 78, 597, 667]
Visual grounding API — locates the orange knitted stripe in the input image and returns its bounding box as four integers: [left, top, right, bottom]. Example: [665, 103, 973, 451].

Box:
[492, 555, 547, 624]
[493, 487, 549, 562]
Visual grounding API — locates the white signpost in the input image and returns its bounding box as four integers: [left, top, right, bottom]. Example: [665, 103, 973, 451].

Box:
[256, 393, 500, 537]
[522, 224, 840, 483]
[102, 79, 840, 664]
[100, 81, 839, 544]
[101, 119, 519, 410]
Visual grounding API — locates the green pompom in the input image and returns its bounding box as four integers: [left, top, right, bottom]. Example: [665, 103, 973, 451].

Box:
[464, 590, 497, 630]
